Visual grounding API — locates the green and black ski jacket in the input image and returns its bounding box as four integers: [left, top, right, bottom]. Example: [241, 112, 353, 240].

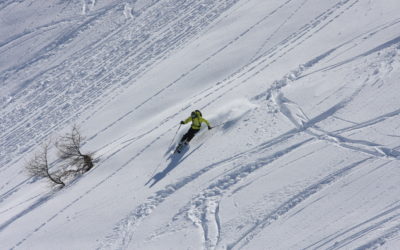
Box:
[183, 116, 211, 130]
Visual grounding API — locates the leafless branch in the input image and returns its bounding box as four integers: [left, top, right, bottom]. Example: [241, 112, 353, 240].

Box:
[56, 125, 94, 173]
[25, 142, 65, 187]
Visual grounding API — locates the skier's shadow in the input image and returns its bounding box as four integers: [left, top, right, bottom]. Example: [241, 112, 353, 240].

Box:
[146, 144, 200, 188]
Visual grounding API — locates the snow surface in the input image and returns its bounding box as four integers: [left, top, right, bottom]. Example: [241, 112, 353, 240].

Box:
[1, 0, 400, 249]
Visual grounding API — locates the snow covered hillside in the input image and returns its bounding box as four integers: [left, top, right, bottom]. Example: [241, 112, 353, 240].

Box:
[1, 0, 400, 249]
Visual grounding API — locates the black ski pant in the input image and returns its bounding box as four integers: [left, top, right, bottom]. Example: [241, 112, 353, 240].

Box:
[180, 127, 200, 143]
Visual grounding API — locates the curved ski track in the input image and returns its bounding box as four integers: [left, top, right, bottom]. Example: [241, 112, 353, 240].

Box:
[2, 0, 400, 249]
[0, 0, 245, 208]
[0, 0, 243, 169]
[98, 0, 400, 248]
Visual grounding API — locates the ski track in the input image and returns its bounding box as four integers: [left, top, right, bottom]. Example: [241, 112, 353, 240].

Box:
[0, 18, 77, 54]
[123, 3, 400, 248]
[1, 0, 399, 248]
[354, 223, 400, 250]
[226, 158, 373, 250]
[0, 0, 384, 229]
[251, 0, 309, 61]
[228, 145, 330, 197]
[6, 127, 174, 250]
[0, 193, 41, 216]
[0, 0, 23, 12]
[0, 3, 122, 88]
[49, 0, 357, 156]
[0, 0, 308, 196]
[98, 133, 313, 249]
[321, 18, 400, 66]
[201, 0, 363, 110]
[89, 0, 306, 159]
[0, 192, 55, 233]
[273, 89, 400, 160]
[2, 1, 280, 245]
[304, 197, 400, 250]
[0, 0, 246, 204]
[99, 88, 371, 249]
[179, 138, 314, 250]
[153, 75, 397, 248]
[93, 1, 389, 247]
[0, 68, 203, 228]
[0, 0, 243, 170]
[80, 0, 300, 144]
[258, 0, 400, 102]
[272, 41, 400, 160]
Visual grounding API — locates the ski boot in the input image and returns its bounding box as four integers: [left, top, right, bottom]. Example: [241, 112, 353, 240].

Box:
[175, 140, 188, 154]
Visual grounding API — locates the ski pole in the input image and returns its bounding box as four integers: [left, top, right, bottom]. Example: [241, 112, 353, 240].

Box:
[169, 124, 181, 148]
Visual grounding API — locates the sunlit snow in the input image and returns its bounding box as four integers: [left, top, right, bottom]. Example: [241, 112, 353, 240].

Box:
[1, 0, 400, 249]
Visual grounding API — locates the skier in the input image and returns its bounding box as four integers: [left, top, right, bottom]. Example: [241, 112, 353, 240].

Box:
[176, 110, 212, 153]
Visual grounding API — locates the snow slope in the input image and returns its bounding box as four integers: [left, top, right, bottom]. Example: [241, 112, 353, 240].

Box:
[1, 0, 400, 249]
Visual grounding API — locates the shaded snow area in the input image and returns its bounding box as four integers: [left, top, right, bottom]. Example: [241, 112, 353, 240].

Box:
[1, 0, 400, 249]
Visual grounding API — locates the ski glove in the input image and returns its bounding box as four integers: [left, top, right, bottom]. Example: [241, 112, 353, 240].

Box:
[180, 121, 185, 125]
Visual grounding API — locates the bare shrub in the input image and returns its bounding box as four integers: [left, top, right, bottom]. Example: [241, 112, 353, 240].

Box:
[26, 126, 94, 188]
[56, 125, 94, 173]
[26, 142, 65, 187]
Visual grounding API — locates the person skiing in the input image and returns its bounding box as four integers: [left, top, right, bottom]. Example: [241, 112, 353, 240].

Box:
[176, 110, 212, 153]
